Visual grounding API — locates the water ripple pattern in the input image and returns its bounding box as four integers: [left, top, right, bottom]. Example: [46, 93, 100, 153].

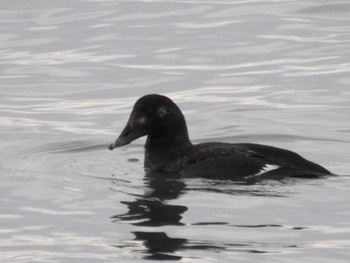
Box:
[1, 0, 350, 262]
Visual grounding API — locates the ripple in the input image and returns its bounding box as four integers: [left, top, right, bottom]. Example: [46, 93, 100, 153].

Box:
[22, 141, 107, 156]
[298, 3, 350, 15]
[204, 133, 350, 144]
[261, 34, 344, 43]
[284, 63, 350, 77]
[0, 50, 133, 65]
[21, 206, 94, 215]
[175, 20, 242, 29]
[113, 56, 339, 72]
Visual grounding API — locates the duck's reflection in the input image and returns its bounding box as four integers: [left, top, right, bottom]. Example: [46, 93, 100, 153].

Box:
[116, 199, 187, 227]
[111, 171, 188, 259]
[111, 171, 294, 259]
[132, 232, 186, 261]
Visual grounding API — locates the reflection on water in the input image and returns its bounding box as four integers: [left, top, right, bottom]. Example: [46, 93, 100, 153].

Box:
[111, 170, 307, 260]
[111, 168, 341, 260]
[112, 172, 187, 259]
[112, 172, 187, 226]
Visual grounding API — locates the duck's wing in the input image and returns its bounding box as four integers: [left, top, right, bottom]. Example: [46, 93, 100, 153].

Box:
[234, 143, 331, 175]
[181, 142, 331, 179]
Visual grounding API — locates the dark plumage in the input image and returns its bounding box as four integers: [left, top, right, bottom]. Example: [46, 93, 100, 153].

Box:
[109, 94, 332, 179]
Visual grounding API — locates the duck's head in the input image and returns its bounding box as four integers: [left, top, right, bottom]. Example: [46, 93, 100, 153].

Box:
[109, 94, 189, 150]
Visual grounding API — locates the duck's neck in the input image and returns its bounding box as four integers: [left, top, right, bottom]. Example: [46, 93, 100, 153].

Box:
[144, 129, 192, 171]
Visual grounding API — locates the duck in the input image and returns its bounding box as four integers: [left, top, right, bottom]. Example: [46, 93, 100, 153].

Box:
[109, 94, 332, 179]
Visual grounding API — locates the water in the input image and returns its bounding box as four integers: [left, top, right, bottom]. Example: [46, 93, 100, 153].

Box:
[1, 0, 350, 262]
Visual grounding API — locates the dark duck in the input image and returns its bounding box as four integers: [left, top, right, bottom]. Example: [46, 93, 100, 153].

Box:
[109, 94, 332, 179]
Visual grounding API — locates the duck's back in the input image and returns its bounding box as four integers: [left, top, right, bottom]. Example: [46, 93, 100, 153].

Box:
[181, 142, 331, 179]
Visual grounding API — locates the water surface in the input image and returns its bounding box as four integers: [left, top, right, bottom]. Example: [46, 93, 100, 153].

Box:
[1, 0, 350, 262]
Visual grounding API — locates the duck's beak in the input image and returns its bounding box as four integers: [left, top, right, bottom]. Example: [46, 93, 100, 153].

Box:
[108, 123, 146, 150]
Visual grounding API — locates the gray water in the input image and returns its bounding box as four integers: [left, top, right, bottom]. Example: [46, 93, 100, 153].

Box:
[1, 0, 350, 262]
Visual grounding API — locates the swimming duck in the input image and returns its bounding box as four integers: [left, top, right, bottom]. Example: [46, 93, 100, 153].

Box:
[109, 94, 331, 179]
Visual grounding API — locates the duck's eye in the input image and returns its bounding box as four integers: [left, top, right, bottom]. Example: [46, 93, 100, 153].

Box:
[156, 106, 168, 118]
[137, 116, 147, 126]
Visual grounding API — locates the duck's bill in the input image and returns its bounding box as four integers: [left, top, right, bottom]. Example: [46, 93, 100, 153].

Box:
[108, 125, 146, 150]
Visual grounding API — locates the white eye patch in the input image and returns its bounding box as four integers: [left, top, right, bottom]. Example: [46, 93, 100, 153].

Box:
[156, 106, 168, 118]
